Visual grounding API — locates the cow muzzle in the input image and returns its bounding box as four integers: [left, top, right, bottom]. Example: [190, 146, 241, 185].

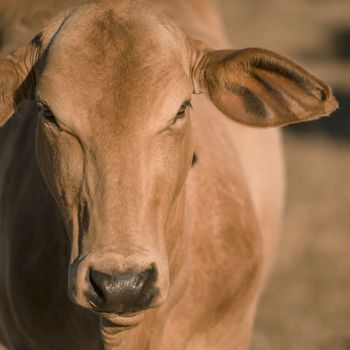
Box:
[87, 265, 158, 314]
[68, 253, 168, 322]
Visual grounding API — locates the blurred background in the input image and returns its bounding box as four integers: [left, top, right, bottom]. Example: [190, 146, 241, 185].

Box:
[217, 0, 350, 349]
[0, 0, 349, 349]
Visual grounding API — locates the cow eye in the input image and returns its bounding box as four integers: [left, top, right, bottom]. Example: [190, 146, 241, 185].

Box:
[39, 103, 60, 128]
[176, 100, 192, 118]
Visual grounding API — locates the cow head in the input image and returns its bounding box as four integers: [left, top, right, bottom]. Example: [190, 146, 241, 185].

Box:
[0, 0, 337, 329]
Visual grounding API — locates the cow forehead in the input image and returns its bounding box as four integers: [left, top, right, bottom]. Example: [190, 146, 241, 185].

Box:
[37, 1, 191, 130]
[54, 4, 184, 64]
[44, 2, 189, 88]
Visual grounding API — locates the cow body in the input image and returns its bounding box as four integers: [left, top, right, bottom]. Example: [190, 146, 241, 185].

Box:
[0, 97, 283, 350]
[0, 1, 336, 349]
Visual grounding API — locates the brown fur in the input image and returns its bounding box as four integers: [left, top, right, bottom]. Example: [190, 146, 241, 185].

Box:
[0, 1, 337, 349]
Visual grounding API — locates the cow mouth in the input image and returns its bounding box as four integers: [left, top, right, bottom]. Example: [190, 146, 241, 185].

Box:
[96, 311, 145, 329]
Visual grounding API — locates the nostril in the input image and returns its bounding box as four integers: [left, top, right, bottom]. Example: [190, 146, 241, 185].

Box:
[138, 265, 157, 292]
[89, 269, 106, 304]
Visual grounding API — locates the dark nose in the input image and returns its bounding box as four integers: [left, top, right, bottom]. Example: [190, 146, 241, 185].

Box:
[87, 265, 158, 314]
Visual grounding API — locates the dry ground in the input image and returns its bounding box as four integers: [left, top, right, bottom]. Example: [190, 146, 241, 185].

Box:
[217, 0, 350, 349]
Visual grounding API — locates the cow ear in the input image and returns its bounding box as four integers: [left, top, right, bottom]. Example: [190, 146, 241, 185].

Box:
[0, 46, 37, 127]
[192, 48, 338, 127]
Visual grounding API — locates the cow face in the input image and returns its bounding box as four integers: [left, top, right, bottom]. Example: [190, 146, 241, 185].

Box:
[0, 0, 337, 328]
[34, 4, 195, 324]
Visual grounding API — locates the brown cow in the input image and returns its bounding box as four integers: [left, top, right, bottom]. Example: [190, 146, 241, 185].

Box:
[0, 0, 337, 349]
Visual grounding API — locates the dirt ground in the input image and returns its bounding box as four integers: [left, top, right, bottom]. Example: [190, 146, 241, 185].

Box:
[217, 0, 350, 349]
[0, 0, 349, 349]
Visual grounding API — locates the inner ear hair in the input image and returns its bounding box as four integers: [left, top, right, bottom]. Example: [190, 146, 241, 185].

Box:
[0, 42, 40, 126]
[192, 47, 338, 127]
[0, 11, 69, 127]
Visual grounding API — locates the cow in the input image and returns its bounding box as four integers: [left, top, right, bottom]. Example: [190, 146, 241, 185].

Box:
[0, 0, 338, 349]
